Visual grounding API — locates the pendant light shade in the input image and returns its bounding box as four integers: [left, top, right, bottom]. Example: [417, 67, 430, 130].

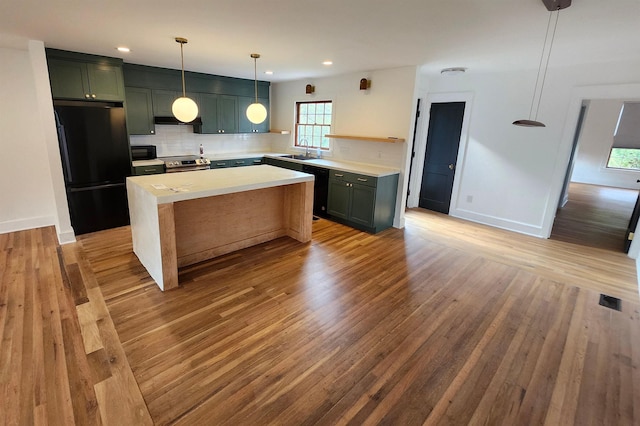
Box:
[246, 53, 267, 125]
[172, 37, 199, 123]
[513, 10, 562, 128]
[246, 102, 267, 124]
[172, 97, 198, 123]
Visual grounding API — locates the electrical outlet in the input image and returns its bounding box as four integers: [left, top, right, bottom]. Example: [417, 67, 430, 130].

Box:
[466, 195, 473, 203]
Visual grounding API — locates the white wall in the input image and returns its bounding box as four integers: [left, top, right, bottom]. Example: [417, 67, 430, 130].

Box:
[412, 58, 640, 238]
[0, 43, 60, 236]
[571, 99, 640, 189]
[271, 66, 417, 227]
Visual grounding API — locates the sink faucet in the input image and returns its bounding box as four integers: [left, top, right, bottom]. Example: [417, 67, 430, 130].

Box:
[301, 138, 310, 158]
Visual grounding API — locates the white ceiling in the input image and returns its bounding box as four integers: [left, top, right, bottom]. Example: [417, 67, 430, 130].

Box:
[1, 0, 639, 82]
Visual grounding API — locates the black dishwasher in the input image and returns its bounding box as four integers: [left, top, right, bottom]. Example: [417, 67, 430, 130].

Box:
[302, 164, 329, 218]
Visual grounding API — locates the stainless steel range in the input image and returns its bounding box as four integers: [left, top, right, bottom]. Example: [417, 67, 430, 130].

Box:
[162, 155, 211, 173]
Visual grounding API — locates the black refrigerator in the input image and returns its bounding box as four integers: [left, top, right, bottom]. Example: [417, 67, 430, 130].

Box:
[54, 100, 131, 235]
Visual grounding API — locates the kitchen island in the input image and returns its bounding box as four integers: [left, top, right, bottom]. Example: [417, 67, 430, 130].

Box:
[126, 165, 314, 290]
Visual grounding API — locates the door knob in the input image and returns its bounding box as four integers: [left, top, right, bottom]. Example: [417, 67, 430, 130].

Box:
[448, 164, 455, 170]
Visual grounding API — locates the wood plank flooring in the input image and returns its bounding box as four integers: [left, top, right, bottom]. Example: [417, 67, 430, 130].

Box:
[551, 182, 638, 252]
[1, 208, 639, 424]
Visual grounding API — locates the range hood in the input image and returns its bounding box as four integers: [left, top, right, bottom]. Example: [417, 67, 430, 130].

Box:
[154, 116, 202, 125]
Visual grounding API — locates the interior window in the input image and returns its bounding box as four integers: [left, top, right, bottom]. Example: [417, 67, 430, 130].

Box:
[607, 102, 640, 170]
[295, 100, 332, 150]
[607, 148, 640, 170]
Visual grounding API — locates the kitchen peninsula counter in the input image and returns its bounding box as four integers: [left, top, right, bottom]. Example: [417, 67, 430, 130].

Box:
[126, 165, 314, 290]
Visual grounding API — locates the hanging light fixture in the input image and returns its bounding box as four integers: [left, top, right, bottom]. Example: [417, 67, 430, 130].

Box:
[513, 8, 563, 128]
[171, 37, 198, 123]
[246, 53, 267, 125]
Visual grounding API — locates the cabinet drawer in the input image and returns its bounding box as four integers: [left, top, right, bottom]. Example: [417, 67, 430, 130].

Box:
[329, 170, 377, 188]
[231, 159, 250, 167]
[210, 160, 230, 169]
[133, 164, 164, 175]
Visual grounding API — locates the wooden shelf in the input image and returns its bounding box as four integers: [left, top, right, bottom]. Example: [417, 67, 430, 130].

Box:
[270, 129, 291, 134]
[325, 134, 405, 143]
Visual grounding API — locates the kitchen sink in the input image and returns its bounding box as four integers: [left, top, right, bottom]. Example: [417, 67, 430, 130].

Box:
[285, 154, 316, 160]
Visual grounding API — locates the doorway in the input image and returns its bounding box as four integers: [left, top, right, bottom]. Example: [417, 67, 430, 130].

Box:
[418, 102, 466, 214]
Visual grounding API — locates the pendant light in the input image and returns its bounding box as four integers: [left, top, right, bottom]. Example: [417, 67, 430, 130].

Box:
[246, 53, 267, 125]
[512, 10, 561, 128]
[171, 37, 198, 123]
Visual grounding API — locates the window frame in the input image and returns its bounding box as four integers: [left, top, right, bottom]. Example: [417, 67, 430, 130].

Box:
[294, 100, 333, 151]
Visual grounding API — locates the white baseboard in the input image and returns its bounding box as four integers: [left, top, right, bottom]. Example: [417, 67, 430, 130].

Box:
[450, 208, 545, 238]
[0, 216, 55, 235]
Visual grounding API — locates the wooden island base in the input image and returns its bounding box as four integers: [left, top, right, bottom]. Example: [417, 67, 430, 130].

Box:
[160, 183, 313, 289]
[127, 166, 314, 291]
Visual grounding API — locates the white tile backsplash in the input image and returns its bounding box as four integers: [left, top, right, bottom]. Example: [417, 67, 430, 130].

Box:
[131, 125, 405, 169]
[130, 125, 274, 158]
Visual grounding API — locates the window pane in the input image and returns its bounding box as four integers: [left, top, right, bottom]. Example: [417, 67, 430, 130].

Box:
[308, 103, 316, 115]
[316, 103, 325, 114]
[324, 114, 331, 125]
[607, 148, 640, 170]
[300, 104, 307, 115]
[325, 103, 332, 114]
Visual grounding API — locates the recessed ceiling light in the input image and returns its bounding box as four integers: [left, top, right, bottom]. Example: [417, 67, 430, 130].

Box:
[117, 47, 130, 53]
[264, 70, 273, 75]
[322, 60, 333, 66]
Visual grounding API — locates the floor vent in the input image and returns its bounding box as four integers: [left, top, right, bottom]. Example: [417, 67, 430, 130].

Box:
[598, 294, 622, 311]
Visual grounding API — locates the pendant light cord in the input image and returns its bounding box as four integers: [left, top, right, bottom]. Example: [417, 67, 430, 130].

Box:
[531, 10, 560, 121]
[180, 42, 186, 97]
[254, 56, 258, 103]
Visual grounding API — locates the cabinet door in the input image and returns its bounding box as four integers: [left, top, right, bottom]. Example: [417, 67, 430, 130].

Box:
[86, 63, 125, 101]
[125, 87, 155, 135]
[200, 93, 219, 133]
[152, 90, 180, 116]
[48, 59, 90, 99]
[238, 96, 269, 133]
[218, 95, 238, 133]
[237, 96, 254, 133]
[349, 184, 376, 227]
[327, 179, 351, 220]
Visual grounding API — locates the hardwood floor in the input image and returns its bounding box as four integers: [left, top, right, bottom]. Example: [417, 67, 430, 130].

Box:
[1, 208, 639, 424]
[551, 182, 638, 252]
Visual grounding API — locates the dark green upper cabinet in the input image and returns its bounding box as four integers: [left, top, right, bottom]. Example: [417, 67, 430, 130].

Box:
[46, 50, 125, 101]
[122, 63, 269, 135]
[125, 87, 155, 135]
[152, 90, 180, 116]
[200, 93, 237, 134]
[238, 96, 270, 134]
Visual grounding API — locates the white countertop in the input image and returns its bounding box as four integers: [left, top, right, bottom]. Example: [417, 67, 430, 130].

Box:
[263, 154, 400, 177]
[126, 164, 314, 204]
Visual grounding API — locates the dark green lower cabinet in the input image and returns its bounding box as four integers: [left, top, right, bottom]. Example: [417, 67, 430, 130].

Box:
[210, 160, 229, 169]
[133, 164, 164, 175]
[349, 184, 377, 227]
[327, 170, 398, 233]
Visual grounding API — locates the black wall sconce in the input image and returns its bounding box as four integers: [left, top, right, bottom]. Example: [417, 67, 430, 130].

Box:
[305, 84, 315, 94]
[359, 78, 371, 90]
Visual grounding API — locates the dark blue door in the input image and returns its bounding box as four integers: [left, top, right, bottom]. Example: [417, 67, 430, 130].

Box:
[419, 102, 465, 214]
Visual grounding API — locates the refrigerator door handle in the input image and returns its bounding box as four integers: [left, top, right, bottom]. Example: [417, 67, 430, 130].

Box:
[55, 111, 74, 183]
[67, 182, 125, 192]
